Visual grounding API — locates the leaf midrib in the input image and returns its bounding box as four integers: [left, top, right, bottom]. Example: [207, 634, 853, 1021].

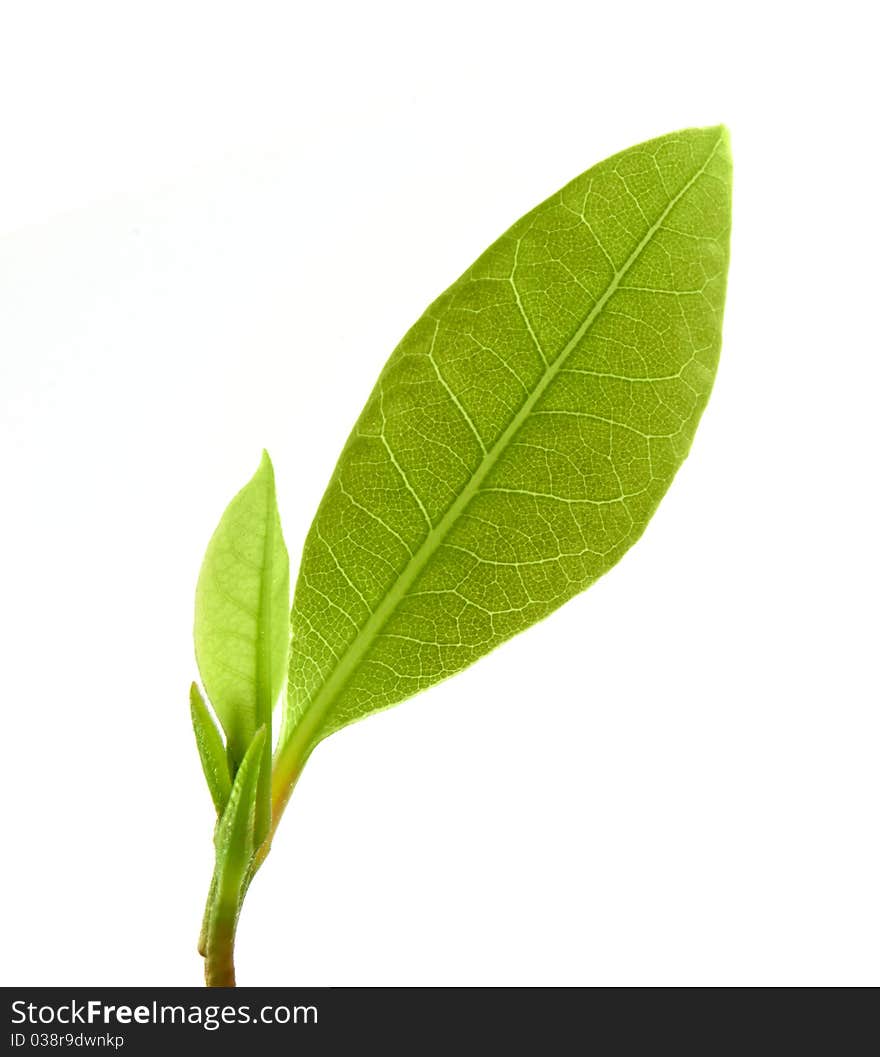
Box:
[254, 458, 276, 845]
[256, 469, 276, 733]
[284, 134, 723, 751]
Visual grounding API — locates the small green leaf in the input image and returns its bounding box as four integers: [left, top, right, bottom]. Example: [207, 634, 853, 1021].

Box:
[213, 725, 266, 859]
[194, 450, 289, 847]
[203, 726, 266, 986]
[189, 682, 232, 814]
[280, 125, 732, 759]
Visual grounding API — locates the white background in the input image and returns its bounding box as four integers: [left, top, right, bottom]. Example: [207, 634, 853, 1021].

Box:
[1, 1, 877, 987]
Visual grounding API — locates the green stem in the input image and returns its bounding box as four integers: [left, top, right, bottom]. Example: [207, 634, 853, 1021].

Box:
[200, 726, 266, 986]
[204, 899, 237, 987]
[198, 723, 313, 984]
[203, 857, 246, 987]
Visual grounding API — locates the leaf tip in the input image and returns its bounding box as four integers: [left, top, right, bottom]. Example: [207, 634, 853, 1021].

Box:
[700, 124, 732, 168]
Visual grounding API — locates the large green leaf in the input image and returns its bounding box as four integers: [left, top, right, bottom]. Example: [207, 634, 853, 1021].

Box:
[194, 450, 289, 845]
[282, 126, 731, 756]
